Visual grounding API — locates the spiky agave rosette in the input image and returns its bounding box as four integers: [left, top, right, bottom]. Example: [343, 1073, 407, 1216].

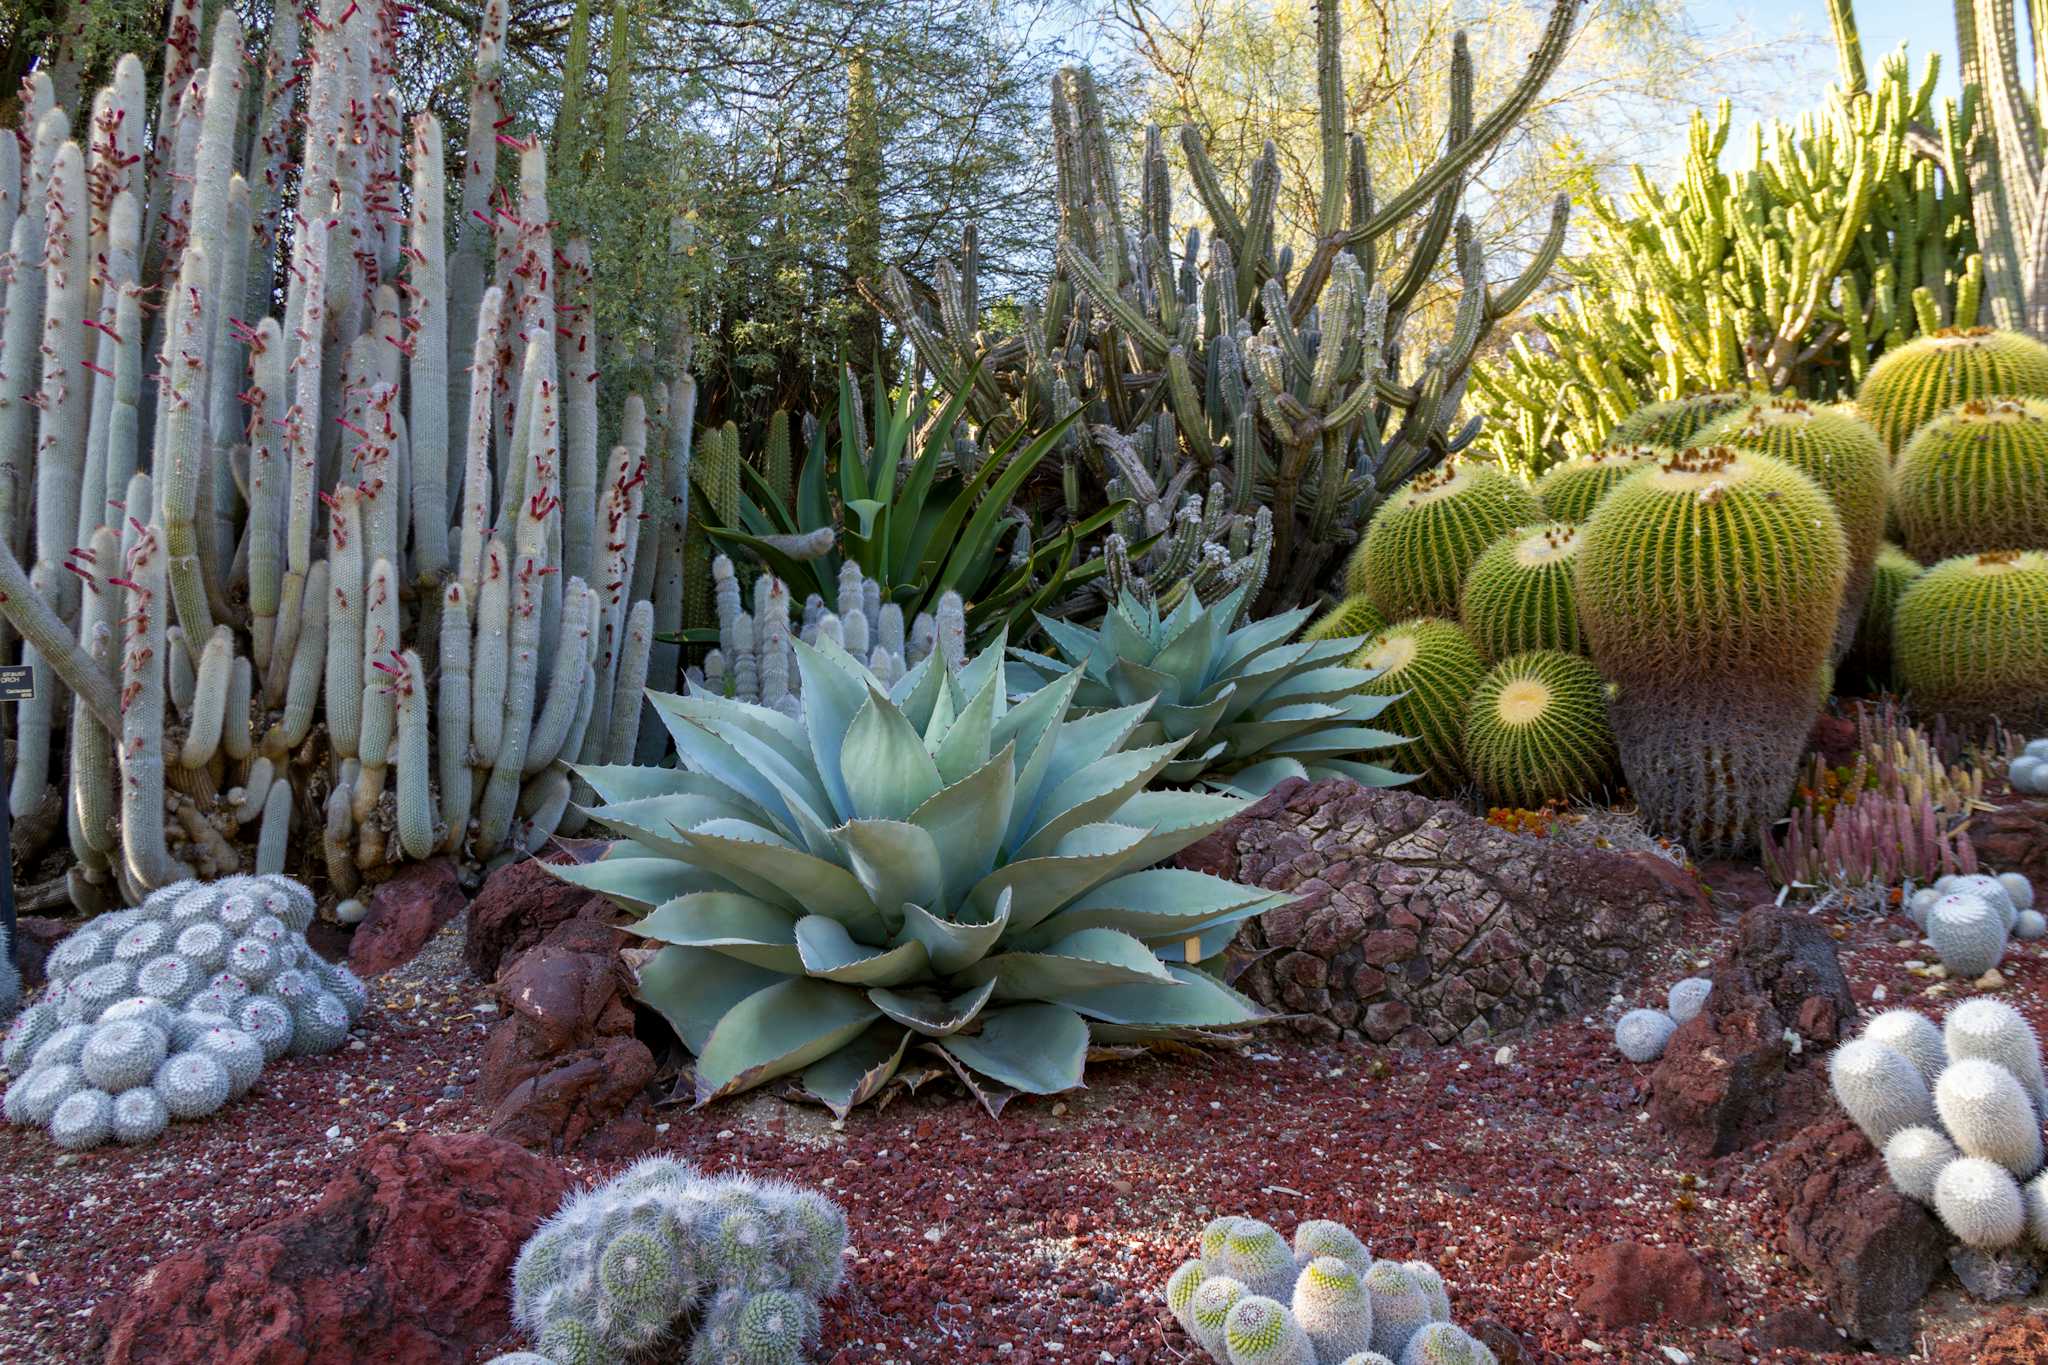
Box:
[1005, 583, 1413, 797]
[555, 632, 1288, 1116]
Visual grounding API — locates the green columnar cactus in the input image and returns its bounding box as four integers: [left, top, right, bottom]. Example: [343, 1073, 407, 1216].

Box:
[1892, 551, 2048, 729]
[1351, 620, 1485, 795]
[1531, 443, 1663, 522]
[1698, 396, 1888, 662]
[1458, 524, 1585, 661]
[1347, 463, 1544, 622]
[1857, 328, 2048, 450]
[1575, 447, 1847, 853]
[1461, 651, 1618, 809]
[1892, 397, 2048, 561]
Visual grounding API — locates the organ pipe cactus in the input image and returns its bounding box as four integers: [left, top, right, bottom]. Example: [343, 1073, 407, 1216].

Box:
[0, 3, 688, 905]
[558, 633, 1286, 1117]
[875, 0, 1580, 613]
[1006, 583, 1412, 796]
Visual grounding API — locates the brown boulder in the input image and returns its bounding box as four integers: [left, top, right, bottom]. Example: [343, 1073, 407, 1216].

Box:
[1760, 1117, 1947, 1352]
[464, 849, 612, 981]
[1569, 1241, 1727, 1329]
[1752, 1307, 1842, 1353]
[1177, 779, 1701, 1046]
[1975, 797, 2048, 903]
[88, 1132, 569, 1365]
[1649, 907, 1854, 1157]
[348, 858, 469, 977]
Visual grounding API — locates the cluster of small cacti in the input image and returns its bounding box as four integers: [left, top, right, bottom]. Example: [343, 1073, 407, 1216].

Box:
[1164, 1215, 1496, 1365]
[2010, 736, 2048, 794]
[0, 875, 364, 1148]
[0, 0, 688, 910]
[1831, 998, 2048, 1255]
[1901, 873, 2044, 978]
[488, 1156, 847, 1365]
[690, 556, 958, 715]
[1612, 977, 1713, 1063]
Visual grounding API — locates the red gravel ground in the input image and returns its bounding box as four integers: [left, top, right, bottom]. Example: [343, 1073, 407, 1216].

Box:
[2, 883, 2043, 1363]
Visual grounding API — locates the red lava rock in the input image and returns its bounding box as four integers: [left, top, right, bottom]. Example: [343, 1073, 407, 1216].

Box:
[1466, 1317, 1546, 1364]
[1975, 796, 2048, 901]
[348, 858, 469, 977]
[14, 914, 70, 987]
[1931, 1305, 2048, 1363]
[86, 1131, 568, 1365]
[464, 847, 612, 981]
[1651, 907, 1854, 1157]
[481, 918, 653, 1154]
[1753, 1306, 1842, 1352]
[1760, 1117, 1947, 1353]
[1179, 778, 1701, 1045]
[1569, 1241, 1727, 1329]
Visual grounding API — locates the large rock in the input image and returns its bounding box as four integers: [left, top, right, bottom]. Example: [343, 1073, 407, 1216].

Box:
[481, 917, 655, 1153]
[1177, 779, 1703, 1046]
[1649, 907, 1854, 1157]
[1568, 1241, 1727, 1329]
[88, 1132, 569, 1365]
[464, 848, 611, 981]
[1760, 1116, 1947, 1353]
[1975, 796, 2047, 902]
[348, 858, 469, 977]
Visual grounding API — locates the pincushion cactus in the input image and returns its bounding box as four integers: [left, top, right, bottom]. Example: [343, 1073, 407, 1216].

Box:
[1884, 1126, 1962, 1204]
[1614, 1008, 1679, 1063]
[1927, 893, 2010, 977]
[2012, 737, 2048, 795]
[1293, 1257, 1373, 1360]
[1829, 1037, 1938, 1146]
[506, 1158, 845, 1363]
[1863, 1009, 1948, 1085]
[1943, 999, 2047, 1112]
[1934, 1059, 2044, 1177]
[1934, 1157, 2029, 1249]
[1, 874, 361, 1148]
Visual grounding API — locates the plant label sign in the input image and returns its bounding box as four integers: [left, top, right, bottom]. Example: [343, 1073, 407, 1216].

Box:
[0, 664, 32, 702]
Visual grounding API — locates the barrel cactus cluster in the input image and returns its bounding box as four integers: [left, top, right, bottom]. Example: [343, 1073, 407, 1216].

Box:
[1163, 1214, 1496, 1365]
[0, 0, 687, 914]
[1, 875, 363, 1148]
[1611, 977, 1712, 1063]
[491, 1156, 846, 1365]
[1830, 999, 2048, 1255]
[1901, 873, 2045, 978]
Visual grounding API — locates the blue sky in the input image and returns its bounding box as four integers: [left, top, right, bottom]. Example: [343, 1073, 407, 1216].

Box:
[1713, 0, 1960, 95]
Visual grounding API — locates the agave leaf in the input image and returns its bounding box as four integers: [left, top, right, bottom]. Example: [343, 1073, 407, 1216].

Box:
[923, 1039, 1019, 1119]
[1147, 688, 1239, 744]
[1206, 756, 1309, 797]
[1310, 757, 1418, 787]
[792, 634, 873, 822]
[997, 670, 1086, 846]
[1158, 740, 1232, 784]
[893, 649, 948, 732]
[936, 1003, 1090, 1095]
[1218, 701, 1363, 754]
[1107, 655, 1180, 710]
[953, 631, 1009, 711]
[794, 915, 932, 986]
[1257, 665, 1388, 707]
[1049, 963, 1270, 1029]
[580, 793, 762, 857]
[676, 821, 889, 940]
[932, 668, 999, 784]
[895, 891, 1013, 975]
[920, 674, 958, 749]
[1254, 724, 1410, 756]
[907, 743, 1016, 903]
[867, 978, 999, 1036]
[635, 893, 803, 972]
[654, 704, 804, 840]
[842, 683, 945, 821]
[1214, 603, 1316, 672]
[1017, 741, 1186, 858]
[797, 1020, 912, 1119]
[572, 763, 713, 805]
[955, 927, 1178, 999]
[1106, 790, 1248, 866]
[1036, 610, 1113, 674]
[1146, 601, 1227, 690]
[668, 688, 813, 770]
[549, 852, 724, 914]
[634, 945, 786, 1053]
[837, 819, 944, 928]
[681, 719, 842, 857]
[694, 977, 883, 1105]
[971, 822, 1155, 933]
[1033, 702, 1155, 797]
[1012, 868, 1282, 948]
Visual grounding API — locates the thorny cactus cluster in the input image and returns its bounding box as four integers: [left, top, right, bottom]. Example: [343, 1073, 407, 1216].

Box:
[1902, 872, 2044, 978]
[1831, 999, 2048, 1258]
[2010, 736, 2048, 794]
[0, 874, 364, 1148]
[491, 1156, 847, 1365]
[875, 0, 1581, 612]
[0, 0, 691, 911]
[1164, 1215, 1497, 1365]
[1612, 976, 1713, 1064]
[691, 555, 963, 715]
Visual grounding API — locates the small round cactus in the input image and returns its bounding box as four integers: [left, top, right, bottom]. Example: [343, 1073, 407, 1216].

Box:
[1364, 1261, 1434, 1358]
[228, 937, 282, 988]
[1190, 1275, 1251, 1359]
[4, 1002, 60, 1071]
[535, 1314, 604, 1365]
[134, 953, 198, 1004]
[112, 921, 170, 963]
[6, 1063, 86, 1126]
[45, 930, 112, 981]
[63, 960, 137, 1022]
[50, 1088, 114, 1150]
[1933, 1155, 2028, 1250]
[111, 1087, 170, 1144]
[154, 1050, 233, 1120]
[79, 1019, 170, 1092]
[1533, 444, 1664, 522]
[1348, 462, 1544, 621]
[1223, 1294, 1316, 1365]
[1607, 391, 1751, 448]
[597, 1225, 693, 1327]
[1459, 524, 1586, 661]
[1614, 1009, 1677, 1063]
[289, 993, 353, 1056]
[1666, 978, 1712, 1025]
[1215, 1218, 1298, 1300]
[1292, 1256, 1373, 1361]
[1927, 893, 2009, 977]
[234, 996, 295, 1060]
[1856, 327, 2048, 451]
[1167, 1259, 1210, 1331]
[1862, 1009, 1948, 1085]
[1942, 998, 2048, 1112]
[1352, 619, 1487, 795]
[1894, 551, 2048, 731]
[174, 922, 230, 971]
[28, 1023, 91, 1069]
[1302, 594, 1388, 646]
[732, 1289, 819, 1361]
[313, 957, 371, 1023]
[191, 1023, 265, 1096]
[2029, 1171, 2048, 1246]
[1882, 1125, 1960, 1205]
[1398, 1322, 1495, 1365]
[1292, 1219, 1371, 1275]
[1934, 1057, 2045, 1177]
[1829, 1039, 1937, 1147]
[1461, 650, 1618, 808]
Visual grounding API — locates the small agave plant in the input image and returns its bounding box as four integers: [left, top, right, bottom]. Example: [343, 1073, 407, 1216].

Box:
[1005, 585, 1412, 797]
[554, 633, 1287, 1116]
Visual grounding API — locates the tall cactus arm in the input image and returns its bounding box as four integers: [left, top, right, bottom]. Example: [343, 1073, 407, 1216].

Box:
[0, 527, 120, 732]
[33, 138, 90, 627]
[116, 504, 193, 891]
[408, 113, 452, 584]
[159, 242, 216, 655]
[393, 648, 435, 861]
